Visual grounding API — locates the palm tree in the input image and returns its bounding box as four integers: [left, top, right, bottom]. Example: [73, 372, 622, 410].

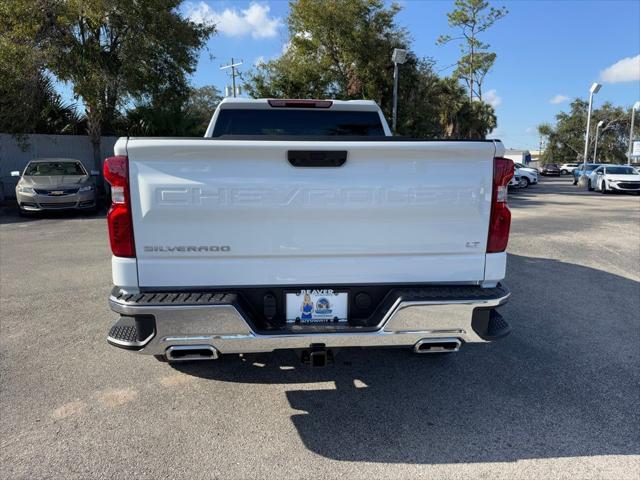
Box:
[0, 70, 81, 135]
[437, 77, 467, 138]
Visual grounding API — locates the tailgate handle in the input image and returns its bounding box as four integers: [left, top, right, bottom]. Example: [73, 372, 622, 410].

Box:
[288, 150, 347, 167]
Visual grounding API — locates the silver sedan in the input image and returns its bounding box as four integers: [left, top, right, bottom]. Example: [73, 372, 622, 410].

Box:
[12, 158, 98, 214]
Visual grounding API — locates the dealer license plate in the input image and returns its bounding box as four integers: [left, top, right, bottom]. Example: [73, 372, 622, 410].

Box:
[285, 289, 348, 324]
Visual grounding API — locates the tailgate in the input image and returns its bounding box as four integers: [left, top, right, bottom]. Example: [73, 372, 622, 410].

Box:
[125, 139, 496, 287]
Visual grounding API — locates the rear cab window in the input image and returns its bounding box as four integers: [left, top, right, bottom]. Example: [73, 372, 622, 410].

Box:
[211, 109, 386, 137]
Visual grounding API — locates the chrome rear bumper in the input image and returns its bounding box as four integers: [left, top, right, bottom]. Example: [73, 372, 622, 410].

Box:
[107, 285, 510, 356]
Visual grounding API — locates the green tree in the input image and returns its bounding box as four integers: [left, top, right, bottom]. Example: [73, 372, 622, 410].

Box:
[458, 100, 497, 139]
[0, 70, 82, 136]
[125, 85, 222, 136]
[247, 0, 407, 107]
[3, 0, 214, 168]
[539, 100, 631, 164]
[0, 0, 81, 136]
[184, 86, 224, 134]
[434, 77, 469, 137]
[245, 0, 498, 139]
[437, 0, 507, 101]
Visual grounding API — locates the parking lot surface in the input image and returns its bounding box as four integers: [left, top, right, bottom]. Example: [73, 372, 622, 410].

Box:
[1, 177, 639, 479]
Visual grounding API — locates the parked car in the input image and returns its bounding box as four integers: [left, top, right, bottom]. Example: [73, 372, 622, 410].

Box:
[588, 165, 640, 194]
[560, 163, 579, 175]
[103, 97, 513, 365]
[12, 158, 98, 214]
[514, 162, 537, 175]
[540, 163, 561, 176]
[514, 165, 538, 187]
[572, 163, 602, 185]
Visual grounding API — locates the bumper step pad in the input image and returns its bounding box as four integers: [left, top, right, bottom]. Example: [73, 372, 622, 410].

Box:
[471, 309, 511, 341]
[107, 314, 155, 350]
[485, 310, 511, 339]
[108, 324, 138, 343]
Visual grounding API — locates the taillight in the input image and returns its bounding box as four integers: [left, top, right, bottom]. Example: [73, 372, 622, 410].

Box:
[267, 99, 332, 108]
[103, 156, 135, 257]
[487, 157, 515, 253]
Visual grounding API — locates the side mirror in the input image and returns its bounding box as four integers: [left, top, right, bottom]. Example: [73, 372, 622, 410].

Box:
[90, 170, 100, 176]
[596, 171, 603, 175]
[10, 171, 20, 177]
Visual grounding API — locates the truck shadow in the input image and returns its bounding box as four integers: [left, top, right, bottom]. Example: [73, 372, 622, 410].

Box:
[172, 254, 640, 464]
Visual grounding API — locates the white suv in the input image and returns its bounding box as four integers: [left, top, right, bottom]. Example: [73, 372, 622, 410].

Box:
[560, 163, 579, 175]
[514, 163, 538, 188]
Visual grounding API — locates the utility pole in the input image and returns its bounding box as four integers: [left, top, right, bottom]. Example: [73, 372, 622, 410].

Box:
[220, 58, 243, 97]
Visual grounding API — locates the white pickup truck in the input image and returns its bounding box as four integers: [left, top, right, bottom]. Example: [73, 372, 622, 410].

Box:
[105, 98, 514, 366]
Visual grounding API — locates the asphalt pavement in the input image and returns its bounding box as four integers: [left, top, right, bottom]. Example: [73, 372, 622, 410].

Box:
[1, 176, 639, 479]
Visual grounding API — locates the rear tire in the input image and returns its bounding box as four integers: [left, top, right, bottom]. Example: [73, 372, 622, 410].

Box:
[519, 177, 529, 188]
[561, 169, 568, 175]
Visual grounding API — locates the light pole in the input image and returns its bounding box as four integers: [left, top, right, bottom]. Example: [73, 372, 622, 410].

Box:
[391, 48, 407, 134]
[582, 82, 601, 167]
[593, 120, 605, 163]
[627, 101, 640, 165]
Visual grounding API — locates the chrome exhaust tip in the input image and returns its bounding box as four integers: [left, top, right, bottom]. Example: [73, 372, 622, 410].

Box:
[413, 338, 462, 354]
[165, 345, 219, 362]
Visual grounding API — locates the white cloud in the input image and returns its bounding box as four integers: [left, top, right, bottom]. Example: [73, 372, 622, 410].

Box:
[485, 89, 502, 108]
[549, 94, 569, 104]
[600, 54, 640, 83]
[185, 2, 281, 39]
